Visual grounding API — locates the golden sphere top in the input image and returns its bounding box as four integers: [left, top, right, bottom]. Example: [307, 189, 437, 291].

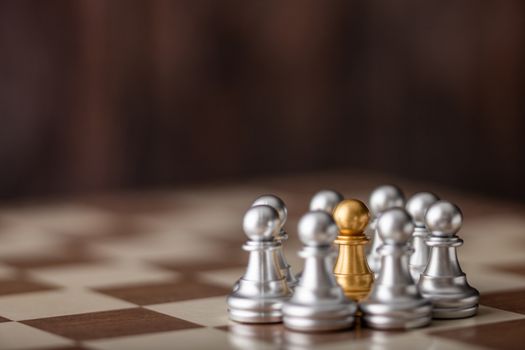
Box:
[333, 199, 370, 236]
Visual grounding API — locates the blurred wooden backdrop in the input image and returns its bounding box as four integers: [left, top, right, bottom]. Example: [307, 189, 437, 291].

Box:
[1, 0, 524, 199]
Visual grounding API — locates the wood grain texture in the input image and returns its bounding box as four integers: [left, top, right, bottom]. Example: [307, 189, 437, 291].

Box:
[23, 308, 202, 340]
[429, 318, 525, 350]
[0, 1, 524, 199]
[94, 278, 231, 305]
[0, 278, 58, 296]
[480, 289, 525, 315]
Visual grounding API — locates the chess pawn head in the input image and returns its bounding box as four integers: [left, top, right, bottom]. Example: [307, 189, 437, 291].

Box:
[243, 205, 281, 242]
[298, 210, 338, 247]
[309, 190, 344, 214]
[369, 185, 405, 217]
[252, 195, 287, 229]
[332, 199, 374, 301]
[425, 201, 462, 237]
[333, 199, 370, 237]
[376, 208, 414, 245]
[406, 192, 440, 227]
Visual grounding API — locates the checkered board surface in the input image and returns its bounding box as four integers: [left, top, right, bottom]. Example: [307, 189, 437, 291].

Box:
[0, 171, 524, 350]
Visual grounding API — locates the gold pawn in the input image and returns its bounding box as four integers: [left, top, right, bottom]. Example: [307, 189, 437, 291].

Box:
[332, 199, 374, 301]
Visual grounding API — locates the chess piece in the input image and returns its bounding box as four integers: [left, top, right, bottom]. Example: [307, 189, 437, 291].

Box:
[294, 189, 343, 282]
[418, 201, 479, 319]
[252, 195, 297, 288]
[227, 205, 292, 323]
[333, 199, 374, 301]
[283, 211, 356, 331]
[296, 190, 344, 281]
[406, 192, 439, 283]
[367, 185, 405, 275]
[360, 208, 432, 329]
[309, 190, 344, 213]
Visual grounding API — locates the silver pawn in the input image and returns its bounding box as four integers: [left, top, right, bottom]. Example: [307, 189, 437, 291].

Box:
[283, 211, 356, 331]
[252, 195, 298, 288]
[406, 192, 439, 283]
[367, 185, 405, 275]
[360, 208, 432, 330]
[227, 205, 292, 323]
[294, 189, 344, 281]
[418, 201, 479, 319]
[309, 190, 344, 213]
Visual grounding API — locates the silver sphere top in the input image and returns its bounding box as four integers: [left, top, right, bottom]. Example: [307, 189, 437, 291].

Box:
[252, 195, 287, 228]
[425, 200, 463, 237]
[376, 208, 414, 244]
[369, 185, 405, 217]
[309, 190, 344, 213]
[406, 192, 440, 226]
[297, 211, 338, 247]
[243, 205, 280, 242]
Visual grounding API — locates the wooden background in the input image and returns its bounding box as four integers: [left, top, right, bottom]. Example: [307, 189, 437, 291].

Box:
[1, 0, 524, 199]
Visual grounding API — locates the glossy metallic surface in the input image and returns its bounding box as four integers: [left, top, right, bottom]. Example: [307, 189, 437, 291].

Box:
[296, 190, 344, 282]
[242, 204, 279, 242]
[367, 185, 406, 275]
[332, 199, 369, 235]
[368, 185, 406, 217]
[309, 190, 344, 213]
[227, 205, 292, 323]
[360, 208, 432, 330]
[283, 211, 356, 331]
[297, 210, 338, 246]
[406, 192, 439, 282]
[252, 195, 288, 227]
[333, 199, 374, 301]
[418, 201, 479, 319]
[425, 201, 463, 237]
[252, 195, 297, 288]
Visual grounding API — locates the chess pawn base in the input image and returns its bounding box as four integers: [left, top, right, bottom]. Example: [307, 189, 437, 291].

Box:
[360, 246, 432, 330]
[227, 283, 287, 323]
[227, 242, 291, 323]
[283, 302, 355, 332]
[360, 295, 432, 330]
[418, 237, 479, 319]
[283, 248, 356, 332]
[418, 274, 479, 319]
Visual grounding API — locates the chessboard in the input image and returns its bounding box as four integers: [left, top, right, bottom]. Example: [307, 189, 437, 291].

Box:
[0, 171, 524, 350]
